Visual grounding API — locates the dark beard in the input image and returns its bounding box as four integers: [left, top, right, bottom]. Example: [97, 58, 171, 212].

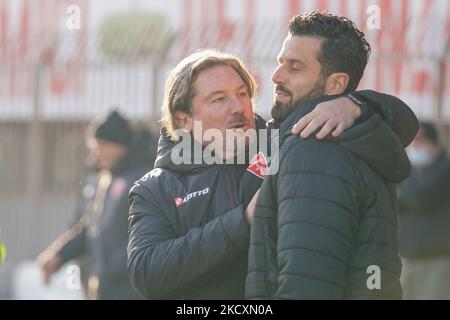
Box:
[271, 79, 327, 123]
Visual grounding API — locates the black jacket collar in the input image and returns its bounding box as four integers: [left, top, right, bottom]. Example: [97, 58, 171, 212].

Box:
[273, 94, 411, 183]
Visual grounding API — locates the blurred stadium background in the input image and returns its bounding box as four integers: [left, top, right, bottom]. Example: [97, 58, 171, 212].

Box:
[0, 0, 449, 298]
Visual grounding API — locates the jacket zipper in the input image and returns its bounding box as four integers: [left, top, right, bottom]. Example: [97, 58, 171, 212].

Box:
[225, 170, 235, 208]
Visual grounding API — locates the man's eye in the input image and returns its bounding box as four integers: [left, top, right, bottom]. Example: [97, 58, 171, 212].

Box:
[212, 97, 225, 103]
[238, 92, 248, 97]
[290, 67, 300, 72]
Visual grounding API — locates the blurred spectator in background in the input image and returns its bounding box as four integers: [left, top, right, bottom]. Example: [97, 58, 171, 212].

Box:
[398, 121, 450, 299]
[37, 110, 156, 299]
[67, 144, 101, 296]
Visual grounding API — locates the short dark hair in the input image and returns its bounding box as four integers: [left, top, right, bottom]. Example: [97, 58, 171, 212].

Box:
[288, 11, 371, 92]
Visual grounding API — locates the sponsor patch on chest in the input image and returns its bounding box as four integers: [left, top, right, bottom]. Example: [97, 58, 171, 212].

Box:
[247, 151, 268, 178]
[174, 187, 209, 207]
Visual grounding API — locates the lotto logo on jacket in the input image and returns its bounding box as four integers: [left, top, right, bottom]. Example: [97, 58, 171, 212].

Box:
[175, 187, 209, 207]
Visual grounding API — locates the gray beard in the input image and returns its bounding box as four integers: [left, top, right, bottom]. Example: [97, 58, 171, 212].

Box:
[271, 80, 326, 123]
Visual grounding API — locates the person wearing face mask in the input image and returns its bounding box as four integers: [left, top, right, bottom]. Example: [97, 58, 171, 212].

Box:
[406, 124, 440, 169]
[399, 121, 450, 299]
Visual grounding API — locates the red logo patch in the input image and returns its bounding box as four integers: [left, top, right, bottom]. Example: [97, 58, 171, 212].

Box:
[174, 197, 183, 207]
[247, 152, 268, 178]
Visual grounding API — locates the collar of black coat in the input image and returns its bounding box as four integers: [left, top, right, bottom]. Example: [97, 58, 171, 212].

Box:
[154, 114, 268, 174]
[276, 94, 411, 183]
[278, 94, 345, 140]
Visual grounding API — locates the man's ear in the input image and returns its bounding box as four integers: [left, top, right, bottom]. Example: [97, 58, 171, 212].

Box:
[325, 73, 350, 95]
[174, 111, 193, 132]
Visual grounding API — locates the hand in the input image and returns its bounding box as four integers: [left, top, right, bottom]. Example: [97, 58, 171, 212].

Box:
[37, 253, 62, 286]
[291, 96, 362, 139]
[245, 189, 260, 225]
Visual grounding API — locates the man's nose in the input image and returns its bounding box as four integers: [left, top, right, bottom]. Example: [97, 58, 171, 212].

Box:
[271, 65, 284, 84]
[229, 95, 245, 115]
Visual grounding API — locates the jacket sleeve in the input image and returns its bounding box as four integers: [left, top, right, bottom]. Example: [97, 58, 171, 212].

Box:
[100, 191, 133, 283]
[52, 216, 88, 263]
[275, 139, 360, 299]
[127, 183, 250, 299]
[353, 90, 419, 147]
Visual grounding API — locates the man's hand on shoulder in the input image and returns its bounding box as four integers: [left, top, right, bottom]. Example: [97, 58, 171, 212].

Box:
[291, 96, 362, 139]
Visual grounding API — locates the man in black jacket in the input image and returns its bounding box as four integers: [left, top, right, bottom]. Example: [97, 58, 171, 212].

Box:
[246, 12, 417, 299]
[398, 122, 450, 299]
[37, 110, 155, 299]
[127, 47, 417, 299]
